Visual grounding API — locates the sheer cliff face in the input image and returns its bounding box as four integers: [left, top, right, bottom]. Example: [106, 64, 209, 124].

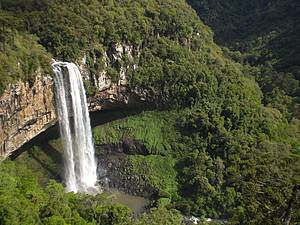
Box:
[0, 43, 136, 158]
[0, 73, 56, 158]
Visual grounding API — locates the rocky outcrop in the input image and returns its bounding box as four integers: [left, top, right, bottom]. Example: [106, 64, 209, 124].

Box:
[96, 140, 157, 197]
[122, 138, 149, 155]
[0, 72, 56, 158]
[0, 43, 143, 158]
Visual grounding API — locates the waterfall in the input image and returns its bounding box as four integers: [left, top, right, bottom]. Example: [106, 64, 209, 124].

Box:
[52, 61, 98, 193]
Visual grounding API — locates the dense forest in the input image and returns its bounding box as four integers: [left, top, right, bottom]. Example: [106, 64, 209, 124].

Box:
[188, 0, 300, 119]
[0, 0, 299, 224]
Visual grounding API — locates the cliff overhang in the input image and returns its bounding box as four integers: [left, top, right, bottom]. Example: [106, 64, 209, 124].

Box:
[0, 43, 145, 158]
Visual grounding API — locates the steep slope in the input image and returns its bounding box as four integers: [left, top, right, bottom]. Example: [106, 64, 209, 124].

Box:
[0, 0, 299, 224]
[0, 0, 260, 156]
[188, 0, 300, 121]
[187, 0, 300, 72]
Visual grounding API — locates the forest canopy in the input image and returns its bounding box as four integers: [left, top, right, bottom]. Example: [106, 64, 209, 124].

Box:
[0, 0, 299, 224]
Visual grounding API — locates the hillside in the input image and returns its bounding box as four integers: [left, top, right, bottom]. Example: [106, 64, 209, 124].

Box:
[0, 0, 299, 224]
[187, 0, 300, 71]
[188, 0, 300, 121]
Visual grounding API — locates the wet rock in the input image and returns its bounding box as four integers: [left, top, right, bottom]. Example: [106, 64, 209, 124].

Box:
[96, 142, 157, 198]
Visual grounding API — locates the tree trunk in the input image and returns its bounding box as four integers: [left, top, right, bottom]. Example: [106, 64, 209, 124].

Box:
[283, 185, 299, 225]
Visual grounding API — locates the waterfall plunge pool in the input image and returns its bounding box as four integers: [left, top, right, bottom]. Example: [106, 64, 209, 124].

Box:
[108, 189, 149, 215]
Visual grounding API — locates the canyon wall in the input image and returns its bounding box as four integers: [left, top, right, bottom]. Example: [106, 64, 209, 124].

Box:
[0, 43, 139, 158]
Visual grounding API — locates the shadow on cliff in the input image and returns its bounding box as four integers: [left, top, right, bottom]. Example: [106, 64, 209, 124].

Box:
[39, 142, 63, 164]
[10, 106, 152, 161]
[89, 107, 147, 128]
[8, 104, 156, 185]
[9, 124, 60, 160]
[28, 146, 63, 182]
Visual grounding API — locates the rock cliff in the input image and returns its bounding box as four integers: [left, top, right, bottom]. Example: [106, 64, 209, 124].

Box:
[0, 43, 140, 158]
[0, 73, 56, 158]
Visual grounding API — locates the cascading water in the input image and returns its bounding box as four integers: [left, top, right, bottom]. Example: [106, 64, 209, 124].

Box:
[52, 61, 98, 193]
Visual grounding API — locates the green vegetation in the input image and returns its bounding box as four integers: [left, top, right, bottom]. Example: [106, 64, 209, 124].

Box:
[93, 111, 179, 199]
[0, 13, 51, 93]
[0, 160, 183, 225]
[122, 155, 178, 198]
[188, 0, 300, 120]
[0, 0, 299, 224]
[93, 111, 180, 155]
[92, 108, 300, 224]
[187, 0, 300, 70]
[135, 207, 183, 225]
[16, 142, 65, 185]
[0, 0, 214, 94]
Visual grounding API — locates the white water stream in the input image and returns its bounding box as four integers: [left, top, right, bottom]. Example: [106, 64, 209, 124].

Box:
[52, 61, 97, 193]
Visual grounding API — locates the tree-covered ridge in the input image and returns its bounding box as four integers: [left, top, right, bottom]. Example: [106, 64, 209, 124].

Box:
[0, 10, 51, 93]
[188, 0, 300, 121]
[1, 0, 212, 60]
[0, 0, 299, 224]
[0, 0, 214, 94]
[0, 0, 259, 111]
[187, 0, 300, 65]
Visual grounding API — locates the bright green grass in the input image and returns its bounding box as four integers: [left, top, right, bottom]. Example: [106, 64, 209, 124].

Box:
[93, 110, 181, 155]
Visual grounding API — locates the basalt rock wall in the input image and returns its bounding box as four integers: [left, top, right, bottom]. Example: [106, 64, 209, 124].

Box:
[0, 43, 142, 158]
